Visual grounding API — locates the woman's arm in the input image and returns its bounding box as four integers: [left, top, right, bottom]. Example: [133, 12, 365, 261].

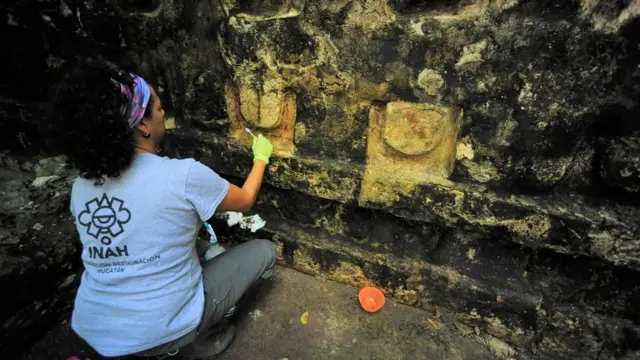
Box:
[218, 160, 266, 212]
[218, 134, 273, 212]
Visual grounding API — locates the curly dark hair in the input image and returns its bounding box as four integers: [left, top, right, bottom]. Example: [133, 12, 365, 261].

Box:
[52, 59, 154, 180]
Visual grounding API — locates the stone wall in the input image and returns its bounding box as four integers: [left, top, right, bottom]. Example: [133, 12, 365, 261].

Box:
[0, 154, 80, 357]
[2, 0, 640, 358]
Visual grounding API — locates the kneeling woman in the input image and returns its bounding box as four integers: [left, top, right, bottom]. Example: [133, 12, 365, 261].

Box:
[53, 60, 276, 358]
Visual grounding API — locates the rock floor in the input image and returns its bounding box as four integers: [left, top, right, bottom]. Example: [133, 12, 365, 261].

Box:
[20, 266, 505, 360]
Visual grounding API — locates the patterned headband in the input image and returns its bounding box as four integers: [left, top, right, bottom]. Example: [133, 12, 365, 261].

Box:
[113, 74, 151, 128]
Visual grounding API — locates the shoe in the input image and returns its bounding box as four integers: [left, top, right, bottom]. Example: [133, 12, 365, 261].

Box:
[181, 323, 236, 359]
[224, 306, 236, 319]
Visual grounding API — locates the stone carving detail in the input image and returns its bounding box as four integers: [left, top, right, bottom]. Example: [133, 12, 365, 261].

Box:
[226, 80, 297, 154]
[382, 102, 446, 155]
[238, 87, 295, 130]
[360, 102, 463, 204]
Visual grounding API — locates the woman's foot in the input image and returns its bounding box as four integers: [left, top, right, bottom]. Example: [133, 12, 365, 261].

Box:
[182, 322, 236, 359]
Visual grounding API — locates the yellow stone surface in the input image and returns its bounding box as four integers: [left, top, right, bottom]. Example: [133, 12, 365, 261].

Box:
[259, 92, 284, 129]
[238, 87, 260, 125]
[383, 102, 446, 155]
[360, 102, 463, 205]
[456, 136, 474, 160]
[416, 69, 445, 96]
[226, 82, 297, 155]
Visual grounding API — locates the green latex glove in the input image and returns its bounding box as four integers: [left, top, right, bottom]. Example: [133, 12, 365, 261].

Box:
[252, 133, 273, 164]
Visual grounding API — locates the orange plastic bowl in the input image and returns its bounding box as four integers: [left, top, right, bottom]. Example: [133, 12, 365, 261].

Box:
[358, 287, 385, 313]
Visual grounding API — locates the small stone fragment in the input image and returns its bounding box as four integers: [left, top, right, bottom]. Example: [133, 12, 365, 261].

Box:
[427, 317, 444, 330]
[33, 223, 44, 231]
[59, 274, 76, 288]
[466, 248, 476, 260]
[456, 39, 489, 70]
[455, 322, 475, 336]
[456, 136, 474, 160]
[31, 175, 61, 188]
[300, 311, 310, 325]
[251, 309, 263, 321]
[35, 156, 68, 177]
[164, 117, 176, 130]
[60, 0, 73, 16]
[416, 69, 445, 96]
[488, 336, 516, 357]
[7, 13, 18, 26]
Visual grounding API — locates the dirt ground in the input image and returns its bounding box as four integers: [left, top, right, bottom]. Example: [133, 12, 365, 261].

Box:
[20, 266, 502, 360]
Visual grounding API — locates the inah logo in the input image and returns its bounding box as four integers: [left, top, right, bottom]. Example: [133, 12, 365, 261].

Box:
[78, 194, 131, 239]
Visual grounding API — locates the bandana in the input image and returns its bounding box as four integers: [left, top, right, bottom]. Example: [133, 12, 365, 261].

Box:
[113, 74, 151, 128]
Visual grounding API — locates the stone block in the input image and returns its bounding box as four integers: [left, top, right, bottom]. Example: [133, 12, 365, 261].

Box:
[360, 102, 462, 205]
[383, 102, 446, 155]
[225, 81, 297, 155]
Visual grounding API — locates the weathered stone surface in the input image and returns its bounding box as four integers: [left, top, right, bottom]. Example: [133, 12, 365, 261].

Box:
[208, 201, 640, 359]
[31, 175, 61, 188]
[230, 0, 305, 21]
[3, 0, 640, 358]
[455, 38, 490, 71]
[226, 82, 298, 153]
[184, 71, 229, 130]
[0, 157, 79, 357]
[361, 102, 462, 204]
[599, 136, 640, 194]
[415, 68, 445, 96]
[382, 102, 447, 155]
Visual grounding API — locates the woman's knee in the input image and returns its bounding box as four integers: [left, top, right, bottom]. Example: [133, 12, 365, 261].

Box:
[258, 239, 277, 257]
[251, 239, 276, 266]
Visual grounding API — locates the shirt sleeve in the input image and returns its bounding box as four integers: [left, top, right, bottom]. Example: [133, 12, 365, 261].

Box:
[70, 180, 77, 218]
[185, 161, 230, 221]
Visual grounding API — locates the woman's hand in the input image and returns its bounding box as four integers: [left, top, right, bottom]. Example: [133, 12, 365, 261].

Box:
[219, 134, 272, 212]
[252, 134, 273, 165]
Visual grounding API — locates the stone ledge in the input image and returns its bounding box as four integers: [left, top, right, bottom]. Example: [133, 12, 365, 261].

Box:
[166, 129, 640, 270]
[212, 216, 640, 359]
[242, 182, 640, 329]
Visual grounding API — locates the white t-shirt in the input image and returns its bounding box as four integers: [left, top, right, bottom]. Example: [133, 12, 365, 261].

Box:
[69, 154, 229, 356]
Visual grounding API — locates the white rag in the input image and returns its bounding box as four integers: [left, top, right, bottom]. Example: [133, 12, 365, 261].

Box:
[218, 212, 267, 233]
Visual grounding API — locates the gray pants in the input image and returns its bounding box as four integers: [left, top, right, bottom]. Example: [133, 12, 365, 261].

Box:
[137, 239, 277, 357]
